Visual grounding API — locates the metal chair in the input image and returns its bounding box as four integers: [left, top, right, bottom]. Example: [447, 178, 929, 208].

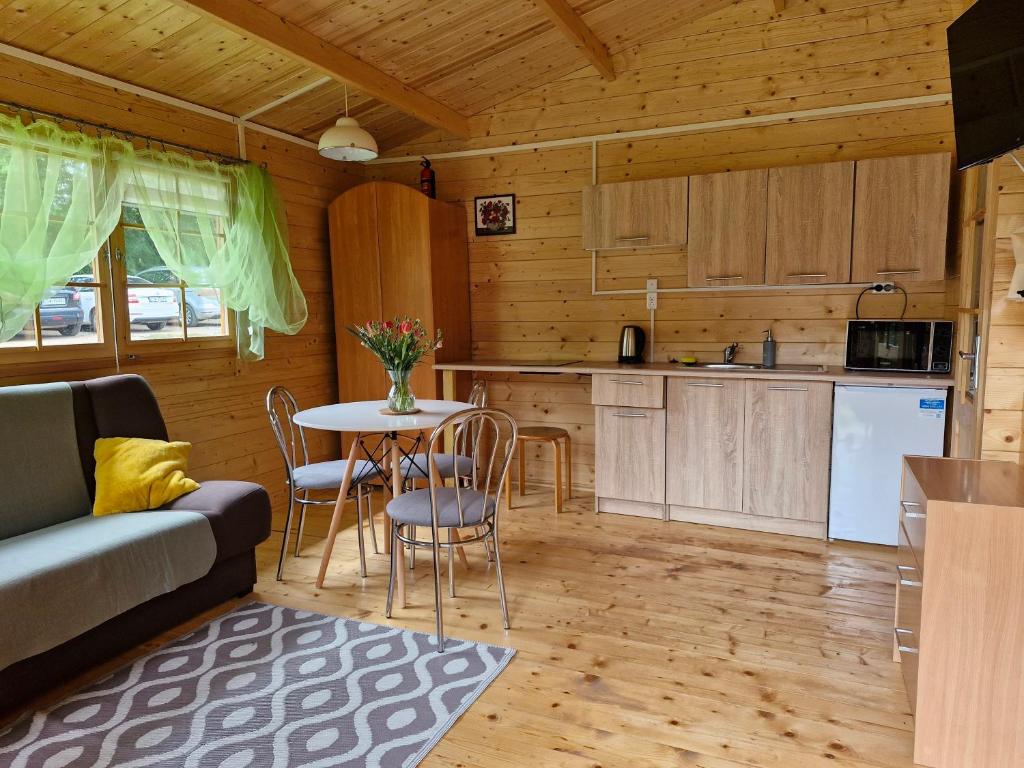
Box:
[266, 386, 381, 581]
[385, 407, 518, 652]
[399, 380, 488, 483]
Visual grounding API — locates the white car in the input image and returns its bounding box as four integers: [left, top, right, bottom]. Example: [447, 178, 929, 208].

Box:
[71, 275, 181, 331]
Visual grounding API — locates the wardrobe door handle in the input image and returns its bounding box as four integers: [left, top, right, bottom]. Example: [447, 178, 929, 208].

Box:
[608, 379, 644, 386]
[786, 273, 828, 279]
[686, 382, 724, 388]
[877, 269, 921, 276]
[610, 412, 648, 418]
[768, 386, 808, 392]
[706, 275, 743, 281]
[616, 235, 650, 242]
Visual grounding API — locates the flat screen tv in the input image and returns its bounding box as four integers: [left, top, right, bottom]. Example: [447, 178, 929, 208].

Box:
[947, 0, 1024, 170]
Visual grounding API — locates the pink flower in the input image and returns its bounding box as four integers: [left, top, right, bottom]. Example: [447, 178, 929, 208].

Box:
[398, 320, 413, 334]
[364, 321, 373, 332]
[436, 339, 443, 349]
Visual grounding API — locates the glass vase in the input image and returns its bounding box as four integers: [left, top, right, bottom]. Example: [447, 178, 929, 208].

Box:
[386, 368, 416, 413]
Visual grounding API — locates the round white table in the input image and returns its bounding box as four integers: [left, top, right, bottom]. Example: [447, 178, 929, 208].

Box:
[293, 399, 472, 603]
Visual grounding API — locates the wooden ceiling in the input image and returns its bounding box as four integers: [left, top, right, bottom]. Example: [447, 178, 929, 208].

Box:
[0, 0, 736, 150]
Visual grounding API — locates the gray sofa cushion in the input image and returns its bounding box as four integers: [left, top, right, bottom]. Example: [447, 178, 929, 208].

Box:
[0, 510, 216, 671]
[386, 487, 496, 527]
[0, 382, 91, 540]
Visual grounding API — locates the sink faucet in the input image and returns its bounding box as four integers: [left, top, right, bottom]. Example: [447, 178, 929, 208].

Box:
[723, 342, 740, 364]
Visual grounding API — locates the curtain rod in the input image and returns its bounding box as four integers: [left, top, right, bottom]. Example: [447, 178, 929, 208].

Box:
[0, 100, 245, 165]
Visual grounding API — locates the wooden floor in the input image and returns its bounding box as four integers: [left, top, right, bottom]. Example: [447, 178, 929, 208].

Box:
[9, 488, 916, 767]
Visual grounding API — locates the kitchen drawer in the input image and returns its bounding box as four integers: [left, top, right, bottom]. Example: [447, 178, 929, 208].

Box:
[595, 406, 666, 505]
[900, 469, 927, 574]
[592, 374, 664, 408]
[897, 520, 923, 584]
[895, 572, 922, 712]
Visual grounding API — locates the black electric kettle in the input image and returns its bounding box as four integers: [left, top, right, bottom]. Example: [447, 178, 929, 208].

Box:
[618, 325, 646, 364]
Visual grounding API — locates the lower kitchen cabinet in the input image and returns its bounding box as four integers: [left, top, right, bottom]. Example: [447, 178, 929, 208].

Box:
[666, 378, 744, 512]
[743, 379, 833, 532]
[666, 377, 833, 538]
[595, 405, 666, 516]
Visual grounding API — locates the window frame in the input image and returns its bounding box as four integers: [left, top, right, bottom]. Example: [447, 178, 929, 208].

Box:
[0, 209, 235, 365]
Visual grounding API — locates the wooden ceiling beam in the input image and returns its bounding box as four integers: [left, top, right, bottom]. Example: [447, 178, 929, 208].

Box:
[532, 0, 616, 81]
[166, 0, 470, 138]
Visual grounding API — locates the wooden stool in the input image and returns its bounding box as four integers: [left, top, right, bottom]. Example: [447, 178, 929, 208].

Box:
[505, 426, 572, 513]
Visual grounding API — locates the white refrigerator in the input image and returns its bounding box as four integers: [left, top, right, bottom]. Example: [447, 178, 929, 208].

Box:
[829, 385, 947, 545]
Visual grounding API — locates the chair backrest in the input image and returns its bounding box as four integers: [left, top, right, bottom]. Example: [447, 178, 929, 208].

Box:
[266, 386, 309, 480]
[425, 407, 517, 528]
[468, 379, 488, 407]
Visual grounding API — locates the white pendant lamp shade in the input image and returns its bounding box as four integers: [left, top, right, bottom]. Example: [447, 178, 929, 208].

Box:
[318, 116, 378, 162]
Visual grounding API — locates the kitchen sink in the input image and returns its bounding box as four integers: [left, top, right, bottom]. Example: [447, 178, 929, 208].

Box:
[695, 363, 763, 370]
[682, 362, 829, 373]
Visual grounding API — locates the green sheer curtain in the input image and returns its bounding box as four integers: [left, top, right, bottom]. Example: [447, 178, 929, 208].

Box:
[0, 114, 125, 342]
[0, 113, 306, 359]
[121, 154, 306, 359]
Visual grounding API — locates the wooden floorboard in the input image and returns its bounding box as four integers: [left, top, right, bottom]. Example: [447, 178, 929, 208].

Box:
[4, 489, 915, 767]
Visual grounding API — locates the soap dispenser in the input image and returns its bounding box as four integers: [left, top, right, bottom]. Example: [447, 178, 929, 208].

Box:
[762, 328, 777, 369]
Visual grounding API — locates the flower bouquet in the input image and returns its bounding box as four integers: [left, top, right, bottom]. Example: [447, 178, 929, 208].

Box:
[347, 317, 443, 413]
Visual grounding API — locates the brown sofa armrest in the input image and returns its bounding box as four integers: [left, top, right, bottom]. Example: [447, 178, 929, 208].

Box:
[161, 481, 271, 563]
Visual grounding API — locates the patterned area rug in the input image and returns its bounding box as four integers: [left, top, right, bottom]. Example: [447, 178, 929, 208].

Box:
[0, 602, 515, 768]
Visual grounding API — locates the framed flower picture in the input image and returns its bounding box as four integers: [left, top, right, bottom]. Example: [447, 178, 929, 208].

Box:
[474, 194, 516, 236]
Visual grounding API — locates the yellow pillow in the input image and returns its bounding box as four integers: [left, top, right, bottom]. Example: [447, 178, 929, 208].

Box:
[93, 437, 200, 516]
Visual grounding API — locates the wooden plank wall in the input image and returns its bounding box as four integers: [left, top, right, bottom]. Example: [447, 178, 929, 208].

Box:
[982, 156, 1024, 462]
[0, 53, 363, 529]
[367, 0, 963, 491]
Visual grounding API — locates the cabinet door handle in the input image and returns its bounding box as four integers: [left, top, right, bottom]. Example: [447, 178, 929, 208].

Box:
[877, 269, 921, 276]
[959, 350, 977, 361]
[896, 566, 922, 588]
[686, 382, 724, 388]
[608, 379, 644, 386]
[616, 235, 650, 242]
[894, 627, 919, 654]
[768, 386, 808, 392]
[786, 273, 828, 279]
[610, 412, 648, 418]
[901, 501, 925, 518]
[706, 275, 744, 281]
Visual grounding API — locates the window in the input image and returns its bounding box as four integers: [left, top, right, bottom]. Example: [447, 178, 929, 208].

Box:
[0, 205, 232, 360]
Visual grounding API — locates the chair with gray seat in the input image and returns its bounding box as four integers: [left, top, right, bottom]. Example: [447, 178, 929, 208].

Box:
[399, 379, 487, 483]
[385, 406, 517, 652]
[266, 386, 381, 581]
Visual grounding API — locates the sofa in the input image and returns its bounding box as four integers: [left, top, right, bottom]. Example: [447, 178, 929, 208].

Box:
[0, 374, 271, 712]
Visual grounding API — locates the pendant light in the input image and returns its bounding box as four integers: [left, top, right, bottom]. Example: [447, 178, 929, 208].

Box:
[318, 86, 378, 162]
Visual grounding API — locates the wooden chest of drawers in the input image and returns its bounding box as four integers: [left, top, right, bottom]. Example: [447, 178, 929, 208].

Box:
[895, 457, 1024, 768]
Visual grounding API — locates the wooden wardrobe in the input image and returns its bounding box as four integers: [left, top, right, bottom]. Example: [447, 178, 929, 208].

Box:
[328, 182, 471, 405]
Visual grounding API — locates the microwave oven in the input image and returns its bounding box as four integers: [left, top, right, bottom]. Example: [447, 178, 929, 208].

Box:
[845, 320, 955, 373]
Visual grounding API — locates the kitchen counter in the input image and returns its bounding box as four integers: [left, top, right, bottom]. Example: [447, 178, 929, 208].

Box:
[434, 359, 955, 388]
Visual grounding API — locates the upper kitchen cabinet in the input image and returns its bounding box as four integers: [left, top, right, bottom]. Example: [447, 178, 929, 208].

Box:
[688, 169, 769, 287]
[329, 182, 471, 405]
[852, 153, 951, 283]
[582, 177, 688, 250]
[766, 162, 855, 285]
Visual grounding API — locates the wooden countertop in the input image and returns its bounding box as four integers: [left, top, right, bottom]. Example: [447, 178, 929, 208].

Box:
[435, 359, 955, 388]
[906, 456, 1024, 507]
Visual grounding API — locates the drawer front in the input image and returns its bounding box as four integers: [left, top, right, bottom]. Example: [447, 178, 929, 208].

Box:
[595, 406, 666, 504]
[900, 469, 927, 574]
[895, 572, 922, 712]
[592, 374, 665, 408]
[897, 520, 922, 584]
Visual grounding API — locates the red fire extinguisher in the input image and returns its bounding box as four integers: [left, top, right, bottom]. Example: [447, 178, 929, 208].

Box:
[420, 157, 436, 199]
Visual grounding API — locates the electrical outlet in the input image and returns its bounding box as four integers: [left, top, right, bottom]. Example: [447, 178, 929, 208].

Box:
[646, 278, 658, 310]
[871, 282, 896, 293]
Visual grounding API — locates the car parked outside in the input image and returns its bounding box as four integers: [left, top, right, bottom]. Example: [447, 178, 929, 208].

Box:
[38, 287, 85, 336]
[135, 267, 222, 326]
[71, 274, 180, 331]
